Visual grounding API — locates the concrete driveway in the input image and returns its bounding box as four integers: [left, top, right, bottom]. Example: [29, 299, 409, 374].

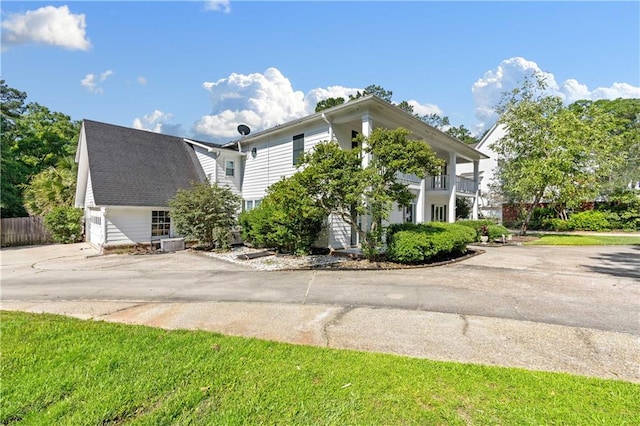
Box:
[1, 242, 639, 382]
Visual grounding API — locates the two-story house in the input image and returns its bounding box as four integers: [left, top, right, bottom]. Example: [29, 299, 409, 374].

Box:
[75, 95, 487, 250]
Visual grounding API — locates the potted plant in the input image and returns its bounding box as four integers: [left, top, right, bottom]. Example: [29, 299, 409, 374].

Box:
[479, 225, 489, 244]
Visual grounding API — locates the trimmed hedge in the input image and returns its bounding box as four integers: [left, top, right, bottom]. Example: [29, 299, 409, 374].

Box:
[386, 222, 476, 264]
[455, 220, 510, 241]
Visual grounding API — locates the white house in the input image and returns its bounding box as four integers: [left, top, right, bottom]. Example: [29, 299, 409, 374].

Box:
[457, 123, 505, 221]
[75, 95, 488, 250]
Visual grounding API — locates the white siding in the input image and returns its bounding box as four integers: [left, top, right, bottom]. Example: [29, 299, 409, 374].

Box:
[328, 214, 351, 249]
[105, 207, 158, 246]
[242, 126, 330, 200]
[194, 147, 242, 196]
[85, 171, 95, 207]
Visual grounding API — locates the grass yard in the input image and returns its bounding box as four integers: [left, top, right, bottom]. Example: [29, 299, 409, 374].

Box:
[2, 311, 639, 425]
[524, 234, 640, 246]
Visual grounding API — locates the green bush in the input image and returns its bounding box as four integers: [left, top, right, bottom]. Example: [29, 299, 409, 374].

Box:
[528, 207, 556, 230]
[596, 190, 640, 231]
[44, 207, 83, 244]
[455, 219, 508, 241]
[486, 224, 511, 240]
[239, 177, 325, 255]
[386, 223, 476, 264]
[169, 182, 241, 249]
[541, 218, 573, 232]
[567, 210, 611, 231]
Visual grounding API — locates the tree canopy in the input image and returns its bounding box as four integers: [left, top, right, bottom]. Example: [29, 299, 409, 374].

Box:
[491, 74, 630, 234]
[1, 81, 80, 217]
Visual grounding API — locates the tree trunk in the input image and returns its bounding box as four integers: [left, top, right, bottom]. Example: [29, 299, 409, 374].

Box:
[520, 191, 544, 236]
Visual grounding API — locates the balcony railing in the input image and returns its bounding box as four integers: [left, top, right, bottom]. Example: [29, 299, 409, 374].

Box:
[426, 175, 477, 194]
[427, 175, 448, 190]
[456, 176, 477, 194]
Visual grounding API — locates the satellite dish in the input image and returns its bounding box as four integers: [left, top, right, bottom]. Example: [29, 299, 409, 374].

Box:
[237, 124, 251, 136]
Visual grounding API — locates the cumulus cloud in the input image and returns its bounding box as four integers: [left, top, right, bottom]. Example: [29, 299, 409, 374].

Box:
[81, 70, 113, 94]
[472, 57, 640, 133]
[192, 67, 447, 141]
[205, 0, 231, 13]
[406, 100, 443, 117]
[1, 5, 90, 51]
[194, 67, 356, 139]
[133, 110, 183, 136]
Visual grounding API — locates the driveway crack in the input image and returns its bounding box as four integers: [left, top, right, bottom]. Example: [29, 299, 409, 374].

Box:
[322, 305, 354, 347]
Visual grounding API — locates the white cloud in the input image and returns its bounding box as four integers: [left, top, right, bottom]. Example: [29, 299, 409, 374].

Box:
[1, 5, 90, 51]
[137, 76, 147, 86]
[472, 57, 640, 133]
[194, 68, 361, 139]
[407, 100, 443, 117]
[81, 69, 113, 94]
[133, 110, 183, 136]
[192, 67, 448, 141]
[205, 0, 231, 13]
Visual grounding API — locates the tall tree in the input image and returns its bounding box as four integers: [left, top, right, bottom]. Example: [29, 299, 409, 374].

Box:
[1, 81, 28, 217]
[1, 87, 80, 217]
[492, 74, 621, 234]
[314, 97, 345, 113]
[349, 84, 393, 102]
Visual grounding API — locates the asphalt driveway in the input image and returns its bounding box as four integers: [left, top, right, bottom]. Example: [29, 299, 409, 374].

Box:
[1, 242, 639, 382]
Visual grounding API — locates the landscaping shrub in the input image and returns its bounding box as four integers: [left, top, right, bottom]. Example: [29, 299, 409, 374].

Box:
[239, 177, 325, 255]
[567, 210, 611, 231]
[386, 222, 475, 264]
[541, 218, 573, 232]
[485, 224, 510, 240]
[528, 207, 556, 230]
[455, 219, 505, 241]
[169, 182, 241, 249]
[596, 190, 640, 231]
[44, 207, 83, 244]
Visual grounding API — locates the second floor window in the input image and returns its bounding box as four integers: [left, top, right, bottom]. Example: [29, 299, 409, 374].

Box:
[292, 133, 304, 165]
[225, 160, 235, 177]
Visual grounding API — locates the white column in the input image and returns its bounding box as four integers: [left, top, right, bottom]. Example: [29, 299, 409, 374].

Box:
[416, 178, 426, 223]
[360, 114, 373, 236]
[361, 113, 372, 168]
[448, 151, 457, 223]
[472, 160, 479, 220]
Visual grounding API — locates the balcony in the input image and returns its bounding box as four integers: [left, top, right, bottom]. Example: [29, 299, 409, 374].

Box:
[426, 175, 477, 194]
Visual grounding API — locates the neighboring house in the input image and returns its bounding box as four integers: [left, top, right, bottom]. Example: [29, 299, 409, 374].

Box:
[75, 95, 488, 250]
[457, 123, 505, 221]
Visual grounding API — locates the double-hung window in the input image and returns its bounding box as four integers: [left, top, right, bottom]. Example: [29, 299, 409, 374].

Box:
[225, 160, 235, 177]
[292, 133, 304, 165]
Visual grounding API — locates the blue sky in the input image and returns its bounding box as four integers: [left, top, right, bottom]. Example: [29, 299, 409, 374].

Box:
[2, 1, 639, 142]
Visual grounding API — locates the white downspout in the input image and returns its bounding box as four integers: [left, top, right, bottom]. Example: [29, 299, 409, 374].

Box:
[321, 112, 334, 141]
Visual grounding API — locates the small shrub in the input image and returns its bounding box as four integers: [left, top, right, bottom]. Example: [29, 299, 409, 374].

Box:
[568, 210, 611, 231]
[528, 207, 557, 230]
[386, 223, 475, 264]
[454, 220, 511, 241]
[44, 207, 83, 244]
[542, 218, 573, 232]
[486, 224, 510, 240]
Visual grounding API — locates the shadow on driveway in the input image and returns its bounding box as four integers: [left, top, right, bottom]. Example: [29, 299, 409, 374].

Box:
[586, 245, 640, 280]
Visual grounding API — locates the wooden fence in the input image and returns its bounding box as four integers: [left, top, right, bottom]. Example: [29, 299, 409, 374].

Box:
[0, 216, 54, 247]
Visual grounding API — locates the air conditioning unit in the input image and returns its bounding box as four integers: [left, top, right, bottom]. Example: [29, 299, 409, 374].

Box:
[160, 237, 185, 252]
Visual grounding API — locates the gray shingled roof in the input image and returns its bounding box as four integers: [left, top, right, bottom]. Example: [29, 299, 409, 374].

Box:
[84, 120, 206, 207]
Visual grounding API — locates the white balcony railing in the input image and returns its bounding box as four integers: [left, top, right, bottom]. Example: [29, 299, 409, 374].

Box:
[425, 175, 477, 194]
[427, 175, 448, 190]
[456, 176, 477, 194]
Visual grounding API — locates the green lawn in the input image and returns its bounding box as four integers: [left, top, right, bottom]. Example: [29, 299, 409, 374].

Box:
[525, 234, 640, 246]
[2, 311, 639, 425]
